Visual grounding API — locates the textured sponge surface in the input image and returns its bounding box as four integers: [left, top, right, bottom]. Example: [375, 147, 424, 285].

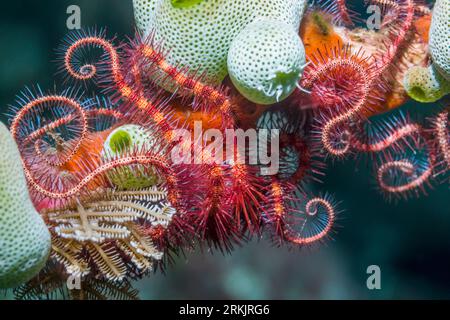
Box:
[228, 19, 306, 105]
[133, 0, 308, 86]
[0, 122, 51, 288]
[429, 0, 450, 80]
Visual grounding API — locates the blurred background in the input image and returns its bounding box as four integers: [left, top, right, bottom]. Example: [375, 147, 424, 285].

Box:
[0, 0, 449, 299]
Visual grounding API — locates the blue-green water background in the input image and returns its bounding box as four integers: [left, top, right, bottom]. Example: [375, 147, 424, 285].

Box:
[1, 0, 449, 299]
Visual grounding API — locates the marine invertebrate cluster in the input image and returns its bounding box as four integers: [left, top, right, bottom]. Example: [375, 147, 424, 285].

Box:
[295, 0, 448, 199]
[2, 26, 333, 295]
[0, 0, 448, 300]
[311, 0, 431, 114]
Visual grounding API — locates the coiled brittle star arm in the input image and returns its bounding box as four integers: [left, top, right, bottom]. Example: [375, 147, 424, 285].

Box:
[377, 159, 434, 195]
[285, 197, 336, 245]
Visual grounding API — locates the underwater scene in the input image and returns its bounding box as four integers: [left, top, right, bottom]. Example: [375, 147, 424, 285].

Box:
[0, 0, 449, 301]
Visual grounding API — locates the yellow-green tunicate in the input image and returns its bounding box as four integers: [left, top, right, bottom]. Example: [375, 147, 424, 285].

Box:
[228, 19, 306, 105]
[102, 124, 161, 190]
[404, 65, 450, 103]
[133, 0, 307, 102]
[0, 122, 51, 288]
